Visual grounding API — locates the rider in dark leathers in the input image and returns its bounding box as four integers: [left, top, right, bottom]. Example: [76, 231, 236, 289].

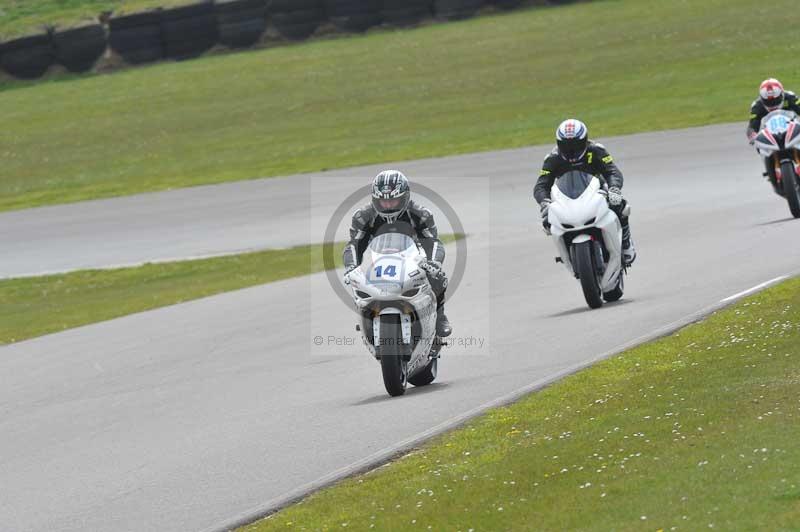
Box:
[747, 78, 800, 195]
[533, 119, 636, 266]
[343, 170, 452, 337]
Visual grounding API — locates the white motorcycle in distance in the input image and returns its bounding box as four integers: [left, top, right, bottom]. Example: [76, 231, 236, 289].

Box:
[345, 231, 442, 397]
[752, 109, 800, 218]
[548, 170, 626, 309]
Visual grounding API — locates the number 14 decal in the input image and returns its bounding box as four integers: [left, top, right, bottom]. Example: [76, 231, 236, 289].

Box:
[374, 265, 397, 278]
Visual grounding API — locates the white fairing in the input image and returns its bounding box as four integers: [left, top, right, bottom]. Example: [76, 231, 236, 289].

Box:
[548, 176, 623, 292]
[345, 233, 438, 377]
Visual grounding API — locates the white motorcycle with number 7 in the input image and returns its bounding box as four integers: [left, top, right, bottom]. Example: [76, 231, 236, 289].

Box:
[547, 170, 627, 309]
[344, 232, 442, 397]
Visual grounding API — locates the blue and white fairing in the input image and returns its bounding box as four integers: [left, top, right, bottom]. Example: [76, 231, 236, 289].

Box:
[755, 110, 800, 156]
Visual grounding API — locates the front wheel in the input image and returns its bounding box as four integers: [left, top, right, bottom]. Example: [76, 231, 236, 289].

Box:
[781, 160, 800, 218]
[574, 240, 604, 309]
[378, 314, 408, 397]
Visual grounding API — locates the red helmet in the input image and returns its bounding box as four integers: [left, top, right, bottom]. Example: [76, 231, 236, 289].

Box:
[759, 78, 784, 111]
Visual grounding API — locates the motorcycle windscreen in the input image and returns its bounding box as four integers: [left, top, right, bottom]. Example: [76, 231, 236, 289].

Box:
[367, 233, 416, 255]
[556, 170, 594, 200]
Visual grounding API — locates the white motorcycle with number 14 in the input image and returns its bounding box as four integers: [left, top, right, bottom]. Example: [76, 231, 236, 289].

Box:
[345, 232, 442, 397]
[547, 170, 627, 309]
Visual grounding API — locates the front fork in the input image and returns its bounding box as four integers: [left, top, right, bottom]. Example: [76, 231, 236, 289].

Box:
[773, 151, 800, 182]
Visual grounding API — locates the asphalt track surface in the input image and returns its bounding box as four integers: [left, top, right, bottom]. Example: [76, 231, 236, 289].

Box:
[3, 123, 800, 531]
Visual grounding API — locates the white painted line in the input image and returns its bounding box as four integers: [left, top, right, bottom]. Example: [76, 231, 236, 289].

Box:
[720, 276, 788, 303]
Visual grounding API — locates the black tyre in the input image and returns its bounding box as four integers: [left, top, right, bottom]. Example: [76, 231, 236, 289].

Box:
[269, 0, 325, 40]
[433, 0, 484, 20]
[324, 0, 382, 32]
[0, 33, 54, 79]
[574, 240, 603, 309]
[380, 0, 431, 26]
[781, 160, 800, 218]
[109, 11, 164, 65]
[603, 271, 624, 302]
[53, 24, 107, 73]
[487, 0, 522, 8]
[161, 3, 219, 60]
[408, 357, 437, 387]
[215, 0, 267, 48]
[378, 314, 408, 396]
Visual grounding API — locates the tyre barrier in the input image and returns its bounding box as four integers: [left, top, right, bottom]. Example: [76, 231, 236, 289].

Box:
[433, 0, 484, 20]
[324, 0, 382, 33]
[2, 0, 593, 79]
[268, 0, 326, 40]
[109, 11, 164, 65]
[488, 0, 523, 8]
[0, 33, 54, 79]
[52, 24, 107, 73]
[161, 2, 220, 60]
[380, 0, 432, 26]
[215, 0, 267, 48]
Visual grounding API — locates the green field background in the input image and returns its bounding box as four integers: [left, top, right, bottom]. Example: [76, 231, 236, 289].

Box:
[1, 0, 797, 211]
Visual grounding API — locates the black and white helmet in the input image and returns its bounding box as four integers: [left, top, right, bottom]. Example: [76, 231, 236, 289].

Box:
[556, 119, 589, 163]
[372, 170, 410, 223]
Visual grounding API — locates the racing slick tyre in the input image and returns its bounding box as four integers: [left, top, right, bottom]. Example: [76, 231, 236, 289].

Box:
[603, 271, 624, 302]
[378, 314, 408, 396]
[780, 160, 800, 218]
[575, 240, 604, 309]
[408, 357, 437, 387]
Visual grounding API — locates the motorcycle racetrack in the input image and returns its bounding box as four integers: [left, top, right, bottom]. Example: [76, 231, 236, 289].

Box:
[2, 123, 800, 531]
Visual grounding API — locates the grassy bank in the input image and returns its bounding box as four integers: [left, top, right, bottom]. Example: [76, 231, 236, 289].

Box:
[244, 277, 800, 531]
[0, 234, 461, 344]
[2, 0, 797, 211]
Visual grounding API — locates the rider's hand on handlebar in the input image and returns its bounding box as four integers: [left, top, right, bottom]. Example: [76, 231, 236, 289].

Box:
[343, 264, 356, 285]
[539, 199, 552, 220]
[607, 187, 624, 207]
[419, 259, 442, 275]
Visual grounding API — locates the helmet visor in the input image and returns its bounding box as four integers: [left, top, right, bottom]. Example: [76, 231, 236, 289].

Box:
[763, 95, 784, 110]
[558, 138, 587, 162]
[378, 198, 402, 211]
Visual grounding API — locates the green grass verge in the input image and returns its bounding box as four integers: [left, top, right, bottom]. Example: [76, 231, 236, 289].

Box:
[0, 0, 191, 38]
[2, 0, 797, 212]
[0, 234, 461, 344]
[0, 242, 339, 344]
[243, 277, 800, 531]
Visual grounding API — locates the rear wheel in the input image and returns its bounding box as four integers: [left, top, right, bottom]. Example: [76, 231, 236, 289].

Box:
[603, 271, 625, 302]
[781, 160, 800, 218]
[378, 314, 408, 397]
[574, 240, 604, 309]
